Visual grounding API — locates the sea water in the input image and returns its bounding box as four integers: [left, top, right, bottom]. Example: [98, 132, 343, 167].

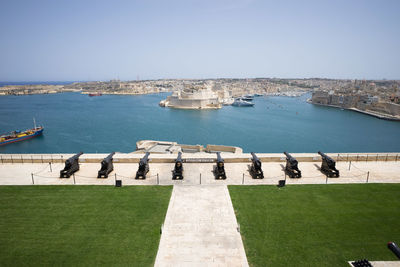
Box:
[0, 92, 399, 153]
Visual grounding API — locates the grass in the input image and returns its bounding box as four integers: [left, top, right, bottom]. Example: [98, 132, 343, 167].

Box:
[0, 185, 172, 266]
[229, 184, 400, 266]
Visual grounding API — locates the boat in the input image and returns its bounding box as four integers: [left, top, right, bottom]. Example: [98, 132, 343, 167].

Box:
[89, 92, 102, 96]
[0, 119, 44, 146]
[241, 95, 254, 101]
[232, 99, 254, 107]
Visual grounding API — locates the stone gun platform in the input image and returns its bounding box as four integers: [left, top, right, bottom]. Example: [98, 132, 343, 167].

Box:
[0, 153, 399, 185]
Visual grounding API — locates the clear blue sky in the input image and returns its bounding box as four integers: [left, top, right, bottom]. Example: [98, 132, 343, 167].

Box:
[0, 0, 399, 81]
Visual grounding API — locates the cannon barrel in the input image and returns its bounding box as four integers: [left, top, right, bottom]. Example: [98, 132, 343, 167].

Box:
[103, 152, 115, 163]
[318, 151, 331, 160]
[69, 152, 83, 161]
[176, 152, 182, 163]
[284, 151, 292, 159]
[216, 152, 224, 163]
[388, 242, 400, 260]
[251, 152, 260, 162]
[139, 152, 150, 165]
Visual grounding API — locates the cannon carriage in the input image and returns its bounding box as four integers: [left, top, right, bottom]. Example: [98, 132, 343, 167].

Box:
[98, 152, 115, 178]
[284, 152, 301, 178]
[172, 152, 184, 180]
[250, 152, 264, 179]
[135, 152, 150, 179]
[318, 151, 339, 177]
[214, 152, 226, 180]
[60, 152, 83, 178]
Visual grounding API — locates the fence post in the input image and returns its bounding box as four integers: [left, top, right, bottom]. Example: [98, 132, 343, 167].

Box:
[73, 173, 76, 185]
[347, 154, 349, 162]
[396, 154, 398, 162]
[49, 162, 52, 172]
[199, 173, 202, 185]
[366, 154, 368, 162]
[242, 173, 244, 185]
[11, 155, 13, 164]
[31, 173, 34, 185]
[356, 155, 359, 162]
[41, 155, 43, 163]
[115, 173, 117, 183]
[366, 171, 370, 183]
[21, 155, 23, 164]
[51, 154, 53, 163]
[157, 173, 159, 185]
[1, 155, 3, 164]
[337, 154, 339, 162]
[348, 161, 351, 171]
[386, 154, 388, 161]
[31, 155, 33, 164]
[325, 175, 328, 184]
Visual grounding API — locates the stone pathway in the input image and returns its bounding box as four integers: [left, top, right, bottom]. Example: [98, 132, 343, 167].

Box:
[154, 185, 249, 267]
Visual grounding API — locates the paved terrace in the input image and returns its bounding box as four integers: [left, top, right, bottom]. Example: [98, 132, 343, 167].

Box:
[0, 153, 399, 185]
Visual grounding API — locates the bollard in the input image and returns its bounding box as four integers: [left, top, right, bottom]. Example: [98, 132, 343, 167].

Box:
[348, 161, 351, 171]
[31, 173, 34, 185]
[366, 171, 370, 183]
[49, 162, 52, 172]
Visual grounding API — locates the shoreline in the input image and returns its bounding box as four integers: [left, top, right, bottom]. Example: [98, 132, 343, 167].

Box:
[308, 100, 400, 121]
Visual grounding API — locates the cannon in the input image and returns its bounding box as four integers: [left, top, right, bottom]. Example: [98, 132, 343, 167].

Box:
[318, 151, 339, 177]
[172, 152, 184, 180]
[214, 152, 226, 180]
[98, 152, 115, 178]
[388, 242, 400, 260]
[284, 152, 301, 178]
[60, 152, 83, 178]
[135, 152, 150, 179]
[250, 152, 264, 179]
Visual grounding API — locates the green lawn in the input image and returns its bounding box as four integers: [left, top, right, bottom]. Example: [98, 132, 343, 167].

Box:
[0, 185, 172, 266]
[229, 184, 400, 266]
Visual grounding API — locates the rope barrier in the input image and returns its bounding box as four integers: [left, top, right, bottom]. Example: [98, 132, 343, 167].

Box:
[32, 164, 51, 175]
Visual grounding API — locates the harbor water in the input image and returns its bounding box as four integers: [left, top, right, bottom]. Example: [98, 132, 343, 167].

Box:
[0, 92, 399, 153]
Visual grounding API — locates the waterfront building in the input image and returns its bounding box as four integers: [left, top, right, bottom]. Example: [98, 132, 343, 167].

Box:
[160, 84, 221, 109]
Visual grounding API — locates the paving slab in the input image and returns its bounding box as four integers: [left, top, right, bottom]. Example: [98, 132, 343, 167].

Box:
[154, 185, 249, 267]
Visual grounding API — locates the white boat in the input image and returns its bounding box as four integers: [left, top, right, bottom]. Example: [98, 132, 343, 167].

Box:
[232, 99, 254, 107]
